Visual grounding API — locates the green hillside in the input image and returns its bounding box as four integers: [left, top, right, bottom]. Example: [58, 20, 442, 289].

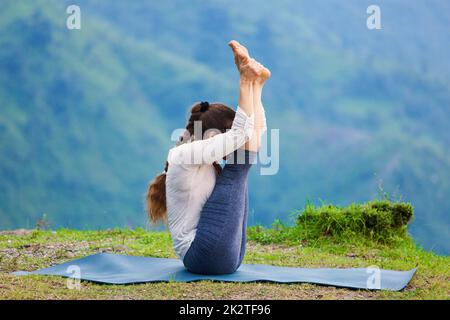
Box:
[0, 0, 449, 254]
[0, 1, 230, 228]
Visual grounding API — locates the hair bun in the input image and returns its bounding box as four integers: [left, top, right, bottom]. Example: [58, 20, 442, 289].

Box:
[200, 101, 210, 112]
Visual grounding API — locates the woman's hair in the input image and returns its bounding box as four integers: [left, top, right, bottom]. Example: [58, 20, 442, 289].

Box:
[146, 102, 236, 224]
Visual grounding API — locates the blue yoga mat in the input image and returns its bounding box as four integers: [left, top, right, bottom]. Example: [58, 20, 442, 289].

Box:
[13, 253, 416, 291]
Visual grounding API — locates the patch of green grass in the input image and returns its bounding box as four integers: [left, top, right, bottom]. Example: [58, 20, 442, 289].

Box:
[0, 226, 448, 300]
[248, 200, 414, 247]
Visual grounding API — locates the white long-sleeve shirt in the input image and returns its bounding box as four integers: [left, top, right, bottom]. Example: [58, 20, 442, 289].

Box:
[165, 106, 265, 259]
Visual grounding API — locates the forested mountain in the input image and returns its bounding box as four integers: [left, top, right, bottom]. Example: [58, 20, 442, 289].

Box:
[0, 0, 449, 254]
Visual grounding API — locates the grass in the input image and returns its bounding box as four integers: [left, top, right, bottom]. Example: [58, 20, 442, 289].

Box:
[248, 200, 415, 246]
[0, 226, 448, 300]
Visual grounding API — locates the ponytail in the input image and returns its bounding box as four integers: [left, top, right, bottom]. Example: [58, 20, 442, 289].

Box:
[145, 162, 220, 225]
[146, 162, 168, 224]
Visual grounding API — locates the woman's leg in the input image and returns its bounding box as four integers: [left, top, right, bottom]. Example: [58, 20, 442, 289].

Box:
[238, 181, 249, 266]
[252, 80, 266, 149]
[230, 41, 269, 152]
[183, 150, 256, 274]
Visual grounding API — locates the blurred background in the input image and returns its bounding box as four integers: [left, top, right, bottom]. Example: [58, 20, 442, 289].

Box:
[0, 0, 449, 254]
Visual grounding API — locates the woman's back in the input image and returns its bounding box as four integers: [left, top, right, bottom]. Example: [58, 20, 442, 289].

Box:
[165, 157, 216, 259]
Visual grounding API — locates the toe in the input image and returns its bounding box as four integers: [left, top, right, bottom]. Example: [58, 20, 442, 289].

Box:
[228, 40, 240, 49]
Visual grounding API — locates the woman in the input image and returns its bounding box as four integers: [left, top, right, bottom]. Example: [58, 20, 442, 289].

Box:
[146, 40, 271, 274]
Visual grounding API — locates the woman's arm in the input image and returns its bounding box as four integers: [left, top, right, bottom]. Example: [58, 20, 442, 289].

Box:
[168, 105, 254, 166]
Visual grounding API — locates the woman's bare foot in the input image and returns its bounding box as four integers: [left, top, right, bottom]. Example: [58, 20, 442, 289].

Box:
[256, 61, 271, 84]
[228, 40, 271, 83]
[228, 40, 250, 72]
[239, 58, 261, 82]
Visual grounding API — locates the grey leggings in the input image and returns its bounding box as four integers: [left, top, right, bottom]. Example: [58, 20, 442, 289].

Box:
[182, 150, 256, 274]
